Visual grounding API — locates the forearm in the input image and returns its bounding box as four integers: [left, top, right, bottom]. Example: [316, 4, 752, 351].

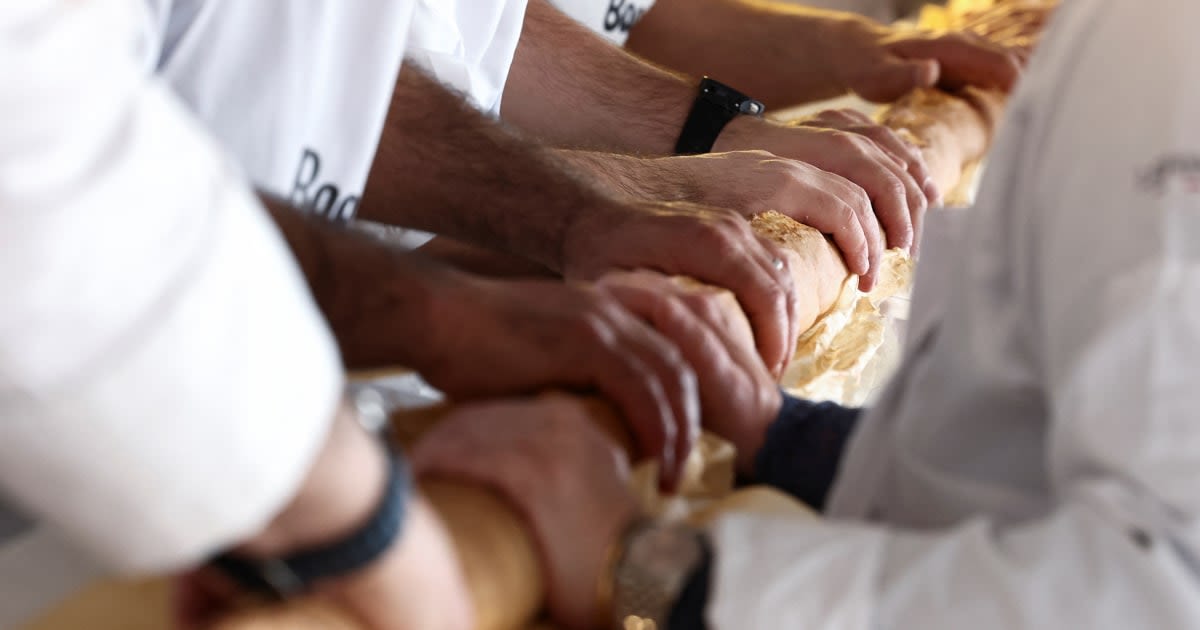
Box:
[237, 401, 387, 557]
[357, 65, 609, 272]
[553, 150, 699, 202]
[236, 403, 473, 630]
[416, 237, 557, 279]
[877, 87, 1005, 197]
[262, 194, 463, 370]
[502, 0, 696, 153]
[626, 0, 846, 107]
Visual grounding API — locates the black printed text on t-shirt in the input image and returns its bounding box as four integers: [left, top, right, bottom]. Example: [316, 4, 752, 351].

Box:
[605, 0, 649, 34]
[290, 148, 360, 221]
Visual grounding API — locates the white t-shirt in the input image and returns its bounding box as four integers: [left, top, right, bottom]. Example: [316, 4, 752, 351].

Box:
[551, 0, 657, 45]
[0, 1, 343, 625]
[146, 0, 416, 222]
[405, 0, 528, 118]
[707, 1, 1200, 627]
[548, 0, 926, 46]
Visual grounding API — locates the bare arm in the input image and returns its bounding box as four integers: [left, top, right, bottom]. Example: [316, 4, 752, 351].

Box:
[625, 0, 1021, 108]
[260, 194, 467, 371]
[223, 403, 472, 630]
[356, 65, 610, 273]
[502, 0, 696, 153]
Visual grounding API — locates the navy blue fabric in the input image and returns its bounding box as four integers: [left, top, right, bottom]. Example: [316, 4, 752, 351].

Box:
[752, 394, 862, 511]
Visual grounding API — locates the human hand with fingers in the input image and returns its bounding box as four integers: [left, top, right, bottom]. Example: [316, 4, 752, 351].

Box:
[563, 199, 800, 377]
[413, 271, 700, 490]
[598, 270, 784, 475]
[714, 116, 929, 289]
[411, 395, 641, 630]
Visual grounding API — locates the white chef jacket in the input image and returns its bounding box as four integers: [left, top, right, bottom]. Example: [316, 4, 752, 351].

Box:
[708, 1, 1200, 627]
[0, 2, 343, 625]
[147, 0, 415, 222]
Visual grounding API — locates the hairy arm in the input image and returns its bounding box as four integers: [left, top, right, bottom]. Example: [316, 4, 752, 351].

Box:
[260, 194, 465, 370]
[356, 65, 612, 273]
[416, 237, 557, 279]
[502, 0, 697, 153]
[625, 0, 838, 107]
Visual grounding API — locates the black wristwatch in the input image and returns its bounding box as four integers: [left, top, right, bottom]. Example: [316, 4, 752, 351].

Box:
[674, 77, 765, 155]
[211, 453, 411, 597]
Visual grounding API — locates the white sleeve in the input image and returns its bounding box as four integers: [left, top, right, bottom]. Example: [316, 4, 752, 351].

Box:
[706, 3, 1200, 628]
[0, 1, 343, 574]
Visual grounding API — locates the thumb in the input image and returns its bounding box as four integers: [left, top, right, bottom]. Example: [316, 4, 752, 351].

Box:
[856, 58, 940, 102]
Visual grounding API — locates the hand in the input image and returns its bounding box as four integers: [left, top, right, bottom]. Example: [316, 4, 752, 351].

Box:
[411, 395, 640, 630]
[960, 4, 1055, 51]
[794, 107, 936, 246]
[650, 151, 880, 286]
[173, 497, 473, 630]
[715, 116, 930, 289]
[599, 271, 782, 475]
[820, 14, 1024, 103]
[417, 273, 699, 488]
[563, 199, 800, 377]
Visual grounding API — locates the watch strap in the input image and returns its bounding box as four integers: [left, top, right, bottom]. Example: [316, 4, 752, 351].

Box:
[212, 454, 410, 598]
[674, 77, 765, 155]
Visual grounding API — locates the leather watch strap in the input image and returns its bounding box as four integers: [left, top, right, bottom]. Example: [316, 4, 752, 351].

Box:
[675, 77, 765, 155]
[211, 454, 410, 598]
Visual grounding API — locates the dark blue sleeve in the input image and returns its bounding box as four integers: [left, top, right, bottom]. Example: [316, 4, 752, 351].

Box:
[751, 393, 862, 511]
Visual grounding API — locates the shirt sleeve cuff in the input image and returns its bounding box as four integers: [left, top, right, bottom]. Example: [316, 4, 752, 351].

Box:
[752, 394, 862, 511]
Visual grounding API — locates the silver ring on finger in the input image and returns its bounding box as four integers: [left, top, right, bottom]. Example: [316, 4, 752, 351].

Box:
[772, 258, 785, 271]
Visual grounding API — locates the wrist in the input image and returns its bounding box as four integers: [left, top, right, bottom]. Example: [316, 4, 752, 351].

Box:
[558, 198, 635, 280]
[555, 150, 692, 203]
[322, 496, 474, 630]
[709, 114, 769, 154]
[733, 387, 784, 477]
[237, 400, 390, 558]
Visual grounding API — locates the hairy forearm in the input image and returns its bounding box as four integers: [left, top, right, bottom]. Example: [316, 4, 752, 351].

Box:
[357, 65, 609, 272]
[261, 194, 458, 370]
[626, 0, 844, 107]
[416, 237, 558, 279]
[502, 0, 696, 153]
[552, 150, 700, 202]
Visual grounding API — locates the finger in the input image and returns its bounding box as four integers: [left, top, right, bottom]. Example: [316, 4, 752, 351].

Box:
[739, 226, 801, 376]
[810, 108, 862, 127]
[774, 180, 871, 278]
[888, 34, 1022, 93]
[684, 216, 795, 375]
[599, 301, 700, 491]
[585, 321, 682, 486]
[822, 135, 915, 287]
[832, 108, 876, 127]
[606, 280, 751, 408]
[855, 57, 939, 103]
[599, 271, 758, 369]
[853, 123, 934, 219]
[862, 139, 924, 259]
